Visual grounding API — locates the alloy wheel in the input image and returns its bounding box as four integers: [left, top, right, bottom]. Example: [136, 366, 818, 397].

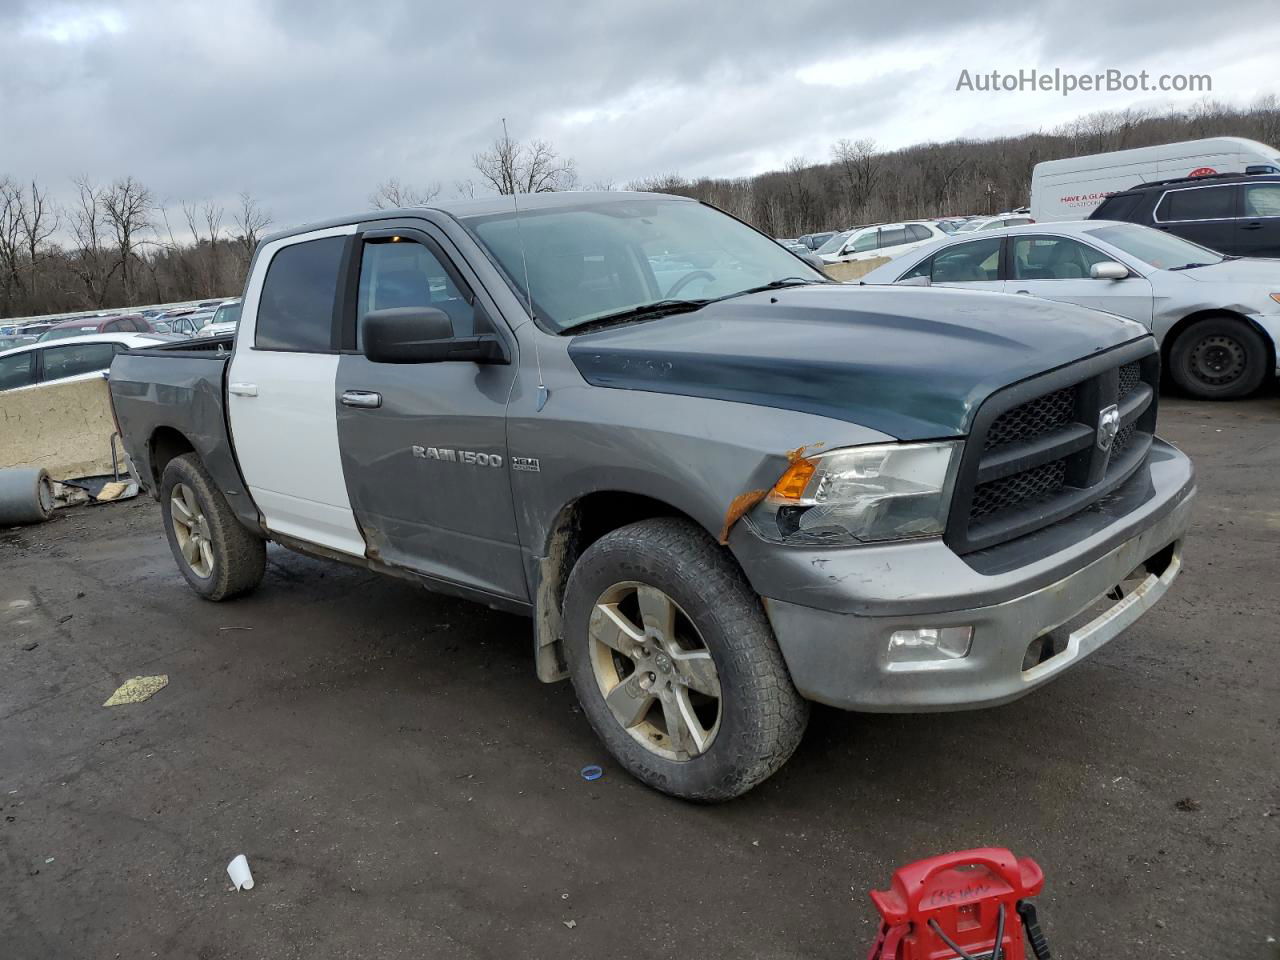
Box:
[170, 482, 214, 579]
[587, 581, 722, 761]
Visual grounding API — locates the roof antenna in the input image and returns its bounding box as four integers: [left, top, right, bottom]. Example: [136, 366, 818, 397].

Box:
[504, 118, 549, 412]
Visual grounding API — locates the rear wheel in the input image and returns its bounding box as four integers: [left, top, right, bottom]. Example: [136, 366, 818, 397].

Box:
[1168, 316, 1269, 399]
[563, 518, 808, 801]
[160, 453, 265, 601]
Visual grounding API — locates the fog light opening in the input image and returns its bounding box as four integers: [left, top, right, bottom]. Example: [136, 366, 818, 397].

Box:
[887, 626, 974, 664]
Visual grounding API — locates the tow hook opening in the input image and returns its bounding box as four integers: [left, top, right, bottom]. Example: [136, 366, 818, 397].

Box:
[1021, 541, 1180, 673]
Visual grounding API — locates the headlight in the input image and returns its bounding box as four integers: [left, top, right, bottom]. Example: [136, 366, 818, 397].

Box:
[748, 441, 963, 545]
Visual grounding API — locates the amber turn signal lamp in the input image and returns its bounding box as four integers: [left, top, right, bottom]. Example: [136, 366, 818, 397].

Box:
[771, 458, 816, 501]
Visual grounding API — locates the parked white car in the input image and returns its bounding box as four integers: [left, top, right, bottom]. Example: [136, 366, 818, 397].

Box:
[820, 221, 949, 265]
[0, 333, 171, 393]
[859, 220, 1280, 399]
[953, 214, 1035, 233]
[196, 299, 243, 338]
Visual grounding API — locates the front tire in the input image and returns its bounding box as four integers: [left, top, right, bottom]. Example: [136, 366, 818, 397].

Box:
[160, 453, 265, 601]
[563, 518, 808, 801]
[1168, 316, 1269, 399]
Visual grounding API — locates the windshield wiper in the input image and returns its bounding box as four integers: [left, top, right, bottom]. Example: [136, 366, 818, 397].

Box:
[712, 277, 823, 303]
[1168, 262, 1214, 271]
[560, 299, 710, 334]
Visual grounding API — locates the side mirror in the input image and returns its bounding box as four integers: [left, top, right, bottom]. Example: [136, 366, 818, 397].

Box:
[362, 306, 507, 364]
[799, 251, 826, 271]
[1089, 261, 1129, 280]
[897, 275, 932, 287]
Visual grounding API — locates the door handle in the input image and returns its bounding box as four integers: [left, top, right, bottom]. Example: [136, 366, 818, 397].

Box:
[1242, 222, 1263, 230]
[1015, 290, 1032, 295]
[341, 390, 382, 409]
[229, 382, 258, 397]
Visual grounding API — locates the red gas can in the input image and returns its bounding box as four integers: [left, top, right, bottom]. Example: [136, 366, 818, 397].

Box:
[866, 848, 1047, 960]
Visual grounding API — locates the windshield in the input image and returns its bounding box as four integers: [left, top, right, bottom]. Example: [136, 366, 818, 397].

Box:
[464, 198, 825, 333]
[213, 303, 242, 325]
[815, 230, 851, 255]
[1087, 223, 1225, 270]
[39, 325, 98, 341]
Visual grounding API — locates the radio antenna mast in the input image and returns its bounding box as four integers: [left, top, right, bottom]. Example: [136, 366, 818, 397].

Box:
[504, 118, 549, 411]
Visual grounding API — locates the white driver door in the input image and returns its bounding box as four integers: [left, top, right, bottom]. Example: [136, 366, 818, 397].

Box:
[226, 224, 367, 557]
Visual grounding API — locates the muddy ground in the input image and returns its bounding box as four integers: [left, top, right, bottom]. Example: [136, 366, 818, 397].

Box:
[2, 394, 1277, 958]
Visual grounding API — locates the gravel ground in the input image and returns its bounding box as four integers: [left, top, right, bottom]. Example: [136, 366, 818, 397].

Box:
[1, 393, 1277, 959]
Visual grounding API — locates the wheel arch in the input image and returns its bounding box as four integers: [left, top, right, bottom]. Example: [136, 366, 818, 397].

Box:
[532, 490, 711, 683]
[148, 426, 197, 494]
[1161, 308, 1277, 380]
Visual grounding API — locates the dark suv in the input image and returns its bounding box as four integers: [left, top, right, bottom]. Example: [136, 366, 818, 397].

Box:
[1090, 173, 1280, 258]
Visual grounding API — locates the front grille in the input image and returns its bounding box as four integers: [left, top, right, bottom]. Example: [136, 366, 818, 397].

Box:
[971, 459, 1067, 521]
[984, 387, 1076, 450]
[1118, 361, 1141, 400]
[947, 344, 1160, 555]
[1113, 422, 1136, 457]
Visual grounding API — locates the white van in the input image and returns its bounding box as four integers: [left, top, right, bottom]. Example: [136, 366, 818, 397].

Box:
[1030, 137, 1280, 222]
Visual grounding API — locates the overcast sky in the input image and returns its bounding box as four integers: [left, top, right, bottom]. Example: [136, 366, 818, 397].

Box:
[2, 0, 1278, 233]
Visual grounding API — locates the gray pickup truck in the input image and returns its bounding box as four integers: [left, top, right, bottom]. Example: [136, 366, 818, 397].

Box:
[109, 192, 1196, 800]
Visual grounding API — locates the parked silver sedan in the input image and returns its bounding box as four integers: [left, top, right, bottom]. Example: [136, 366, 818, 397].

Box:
[859, 220, 1280, 399]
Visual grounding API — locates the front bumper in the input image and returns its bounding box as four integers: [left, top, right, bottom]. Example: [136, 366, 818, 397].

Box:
[748, 440, 1195, 712]
[1246, 313, 1280, 375]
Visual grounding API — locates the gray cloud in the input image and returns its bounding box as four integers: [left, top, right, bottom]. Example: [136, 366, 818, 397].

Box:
[1, 0, 1274, 232]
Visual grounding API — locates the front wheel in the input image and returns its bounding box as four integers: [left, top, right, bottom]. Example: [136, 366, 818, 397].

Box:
[160, 453, 266, 601]
[1168, 316, 1269, 399]
[563, 518, 808, 801]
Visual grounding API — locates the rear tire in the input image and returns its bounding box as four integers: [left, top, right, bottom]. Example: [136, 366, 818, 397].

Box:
[563, 518, 808, 801]
[1168, 316, 1269, 399]
[160, 453, 265, 601]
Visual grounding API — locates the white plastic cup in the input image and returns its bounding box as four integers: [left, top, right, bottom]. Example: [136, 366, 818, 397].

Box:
[227, 854, 254, 890]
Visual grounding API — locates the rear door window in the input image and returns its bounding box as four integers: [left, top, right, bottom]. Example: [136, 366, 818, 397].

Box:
[38, 342, 117, 381]
[0, 350, 35, 390]
[255, 236, 347, 351]
[917, 237, 1003, 282]
[878, 227, 910, 249]
[1157, 185, 1238, 221]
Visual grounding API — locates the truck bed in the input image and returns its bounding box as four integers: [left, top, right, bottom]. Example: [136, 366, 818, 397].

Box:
[108, 337, 258, 529]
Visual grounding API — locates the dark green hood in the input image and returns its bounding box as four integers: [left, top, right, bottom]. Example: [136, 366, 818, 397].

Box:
[568, 284, 1150, 440]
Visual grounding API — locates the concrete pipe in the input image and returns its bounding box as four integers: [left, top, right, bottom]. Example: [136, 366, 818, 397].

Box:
[0, 468, 56, 525]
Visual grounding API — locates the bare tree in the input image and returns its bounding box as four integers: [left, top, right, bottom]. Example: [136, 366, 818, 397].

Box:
[180, 201, 227, 297]
[831, 138, 881, 219]
[473, 133, 578, 195]
[102, 176, 153, 303]
[232, 192, 272, 264]
[1250, 93, 1280, 150]
[68, 177, 119, 307]
[368, 177, 442, 209]
[20, 178, 58, 305]
[0, 178, 25, 310]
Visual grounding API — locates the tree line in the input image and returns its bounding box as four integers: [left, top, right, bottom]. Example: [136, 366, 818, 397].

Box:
[629, 95, 1280, 238]
[3, 96, 1277, 319]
